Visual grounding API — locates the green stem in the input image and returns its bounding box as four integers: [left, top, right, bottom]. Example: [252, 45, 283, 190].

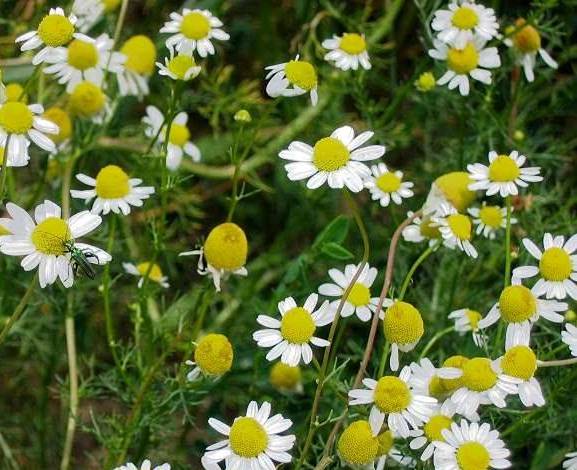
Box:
[419, 326, 453, 359]
[377, 341, 390, 377]
[0, 273, 38, 347]
[504, 195, 512, 287]
[226, 125, 246, 222]
[537, 357, 577, 367]
[398, 242, 437, 300]
[103, 216, 122, 369]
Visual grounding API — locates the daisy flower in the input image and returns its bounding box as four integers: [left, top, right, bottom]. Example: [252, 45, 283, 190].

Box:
[72, 0, 121, 32]
[265, 55, 319, 105]
[160, 8, 229, 57]
[382, 301, 424, 371]
[562, 323, 577, 357]
[431, 1, 499, 48]
[185, 334, 233, 381]
[142, 105, 201, 170]
[467, 150, 543, 197]
[423, 171, 476, 215]
[478, 284, 567, 345]
[348, 366, 437, 437]
[409, 357, 461, 401]
[202, 401, 295, 470]
[15, 7, 77, 65]
[449, 308, 486, 347]
[364, 163, 414, 207]
[269, 362, 303, 393]
[322, 33, 371, 71]
[156, 48, 201, 81]
[68, 81, 109, 123]
[512, 233, 577, 300]
[179, 222, 248, 292]
[279, 125, 385, 192]
[0, 200, 110, 288]
[409, 400, 456, 462]
[122, 261, 169, 288]
[0, 101, 59, 165]
[468, 204, 517, 239]
[505, 19, 558, 82]
[253, 294, 332, 366]
[433, 420, 511, 470]
[431, 203, 478, 258]
[428, 36, 500, 96]
[318, 263, 382, 322]
[402, 211, 442, 247]
[113, 460, 170, 470]
[564, 451, 577, 470]
[0, 140, 30, 168]
[117, 35, 157, 97]
[70, 165, 155, 215]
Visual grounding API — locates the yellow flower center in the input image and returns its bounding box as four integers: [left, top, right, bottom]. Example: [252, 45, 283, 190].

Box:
[5, 83, 26, 103]
[416, 72, 436, 92]
[37, 13, 75, 47]
[43, 106, 72, 144]
[280, 307, 316, 344]
[435, 172, 475, 212]
[136, 262, 164, 284]
[376, 172, 401, 193]
[488, 155, 520, 182]
[420, 216, 442, 239]
[479, 206, 503, 229]
[456, 442, 490, 470]
[465, 309, 482, 330]
[0, 102, 33, 134]
[67, 39, 98, 71]
[447, 214, 472, 241]
[439, 355, 469, 392]
[383, 301, 424, 345]
[374, 376, 411, 413]
[181, 11, 211, 40]
[167, 54, 198, 80]
[284, 60, 317, 91]
[498, 285, 536, 323]
[447, 42, 479, 74]
[95, 165, 130, 199]
[121, 35, 157, 75]
[31, 217, 71, 256]
[339, 33, 367, 55]
[451, 6, 479, 30]
[376, 430, 394, 457]
[512, 19, 541, 53]
[68, 81, 106, 118]
[229, 417, 268, 458]
[313, 137, 350, 172]
[103, 0, 121, 12]
[347, 282, 371, 307]
[194, 333, 233, 375]
[428, 375, 447, 399]
[424, 415, 453, 442]
[461, 358, 497, 392]
[270, 362, 301, 390]
[203, 222, 248, 271]
[501, 345, 536, 380]
[168, 123, 190, 147]
[539, 247, 572, 281]
[338, 421, 379, 465]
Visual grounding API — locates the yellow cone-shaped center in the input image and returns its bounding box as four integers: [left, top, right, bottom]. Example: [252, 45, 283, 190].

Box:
[31, 217, 71, 255]
[181, 12, 210, 40]
[229, 417, 268, 457]
[280, 307, 315, 344]
[447, 43, 479, 74]
[284, 60, 317, 91]
[95, 165, 130, 199]
[539, 247, 572, 281]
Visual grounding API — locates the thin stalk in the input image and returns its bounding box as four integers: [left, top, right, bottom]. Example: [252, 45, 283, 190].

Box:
[0, 273, 38, 347]
[537, 357, 577, 368]
[419, 326, 453, 359]
[226, 125, 246, 222]
[102, 216, 122, 369]
[504, 195, 512, 286]
[398, 242, 437, 300]
[377, 341, 390, 377]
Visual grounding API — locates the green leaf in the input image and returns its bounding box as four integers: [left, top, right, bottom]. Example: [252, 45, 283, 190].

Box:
[320, 242, 354, 260]
[313, 216, 350, 249]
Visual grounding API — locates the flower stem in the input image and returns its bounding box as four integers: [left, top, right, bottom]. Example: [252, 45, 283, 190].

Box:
[0, 272, 37, 348]
[377, 341, 390, 377]
[419, 326, 453, 359]
[398, 242, 437, 301]
[226, 124, 246, 222]
[504, 195, 513, 287]
[537, 357, 577, 367]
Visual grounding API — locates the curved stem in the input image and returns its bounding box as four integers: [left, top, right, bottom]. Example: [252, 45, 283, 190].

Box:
[398, 242, 437, 301]
[0, 273, 38, 347]
[419, 326, 453, 359]
[537, 357, 577, 368]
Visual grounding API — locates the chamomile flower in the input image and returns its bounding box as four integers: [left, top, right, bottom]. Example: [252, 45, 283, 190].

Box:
[423, 172, 476, 214]
[433, 420, 511, 470]
[562, 323, 577, 357]
[432, 1, 499, 49]
[68, 80, 109, 123]
[0, 101, 59, 165]
[265, 55, 319, 106]
[142, 105, 201, 170]
[0, 140, 30, 168]
[431, 203, 478, 258]
[409, 400, 456, 462]
[202, 401, 295, 470]
[505, 19, 558, 82]
[512, 233, 577, 300]
[113, 460, 170, 470]
[382, 301, 424, 371]
[402, 211, 442, 247]
[72, 0, 121, 32]
[318, 263, 382, 322]
[564, 451, 577, 470]
[253, 294, 332, 366]
[322, 33, 371, 71]
[70, 165, 155, 215]
[0, 200, 110, 288]
[160, 8, 229, 57]
[15, 8, 77, 65]
[468, 204, 516, 239]
[179, 222, 248, 292]
[279, 125, 385, 192]
[185, 334, 233, 381]
[348, 366, 437, 437]
[467, 150, 542, 197]
[117, 35, 157, 97]
[43, 33, 125, 93]
[449, 308, 486, 347]
[364, 163, 414, 207]
[478, 284, 567, 344]
[269, 362, 303, 393]
[409, 358, 461, 401]
[122, 261, 169, 288]
[42, 106, 72, 152]
[156, 48, 201, 81]
[428, 36, 500, 96]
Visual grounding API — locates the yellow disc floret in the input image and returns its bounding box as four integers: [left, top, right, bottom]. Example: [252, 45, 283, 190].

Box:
[420, 216, 442, 239]
[281, 307, 315, 344]
[461, 357, 497, 392]
[43, 107, 72, 144]
[376, 430, 394, 457]
[136, 262, 164, 284]
[95, 165, 130, 199]
[383, 301, 424, 345]
[439, 355, 469, 392]
[339, 33, 367, 55]
[435, 172, 476, 212]
[194, 333, 233, 376]
[0, 102, 33, 134]
[374, 376, 411, 413]
[229, 417, 268, 458]
[181, 11, 211, 39]
[501, 345, 537, 380]
[447, 213, 473, 241]
[539, 247, 572, 281]
[452, 6, 479, 30]
[415, 72, 436, 92]
[121, 35, 157, 75]
[512, 19, 541, 53]
[479, 206, 503, 229]
[270, 362, 301, 391]
[284, 60, 317, 91]
[168, 123, 190, 147]
[37, 13, 75, 47]
[203, 222, 248, 271]
[489, 155, 520, 182]
[167, 54, 199, 80]
[347, 283, 371, 307]
[376, 172, 401, 193]
[69, 81, 106, 118]
[447, 43, 479, 74]
[498, 285, 536, 323]
[428, 375, 447, 399]
[313, 137, 350, 172]
[31, 217, 71, 255]
[5, 83, 27, 103]
[465, 309, 482, 330]
[456, 441, 490, 470]
[424, 415, 453, 442]
[338, 420, 379, 465]
[67, 38, 98, 71]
